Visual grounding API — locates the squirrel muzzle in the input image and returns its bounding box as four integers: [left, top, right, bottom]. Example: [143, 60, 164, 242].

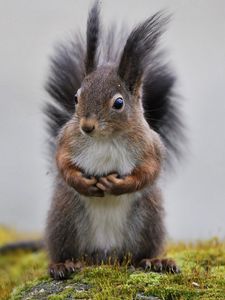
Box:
[80, 117, 97, 135]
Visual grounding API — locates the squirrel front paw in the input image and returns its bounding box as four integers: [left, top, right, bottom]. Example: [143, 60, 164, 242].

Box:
[96, 173, 137, 195]
[72, 172, 104, 197]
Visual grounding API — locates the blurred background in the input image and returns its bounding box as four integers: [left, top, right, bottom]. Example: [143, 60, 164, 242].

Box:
[0, 0, 224, 241]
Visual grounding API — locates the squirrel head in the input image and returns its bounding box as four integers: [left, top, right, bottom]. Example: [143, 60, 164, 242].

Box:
[73, 2, 168, 138]
[74, 65, 143, 138]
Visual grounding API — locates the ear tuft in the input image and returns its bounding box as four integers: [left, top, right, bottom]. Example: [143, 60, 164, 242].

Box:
[118, 12, 169, 94]
[85, 1, 100, 74]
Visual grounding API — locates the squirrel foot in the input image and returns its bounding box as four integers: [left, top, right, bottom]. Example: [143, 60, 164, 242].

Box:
[138, 258, 180, 274]
[49, 260, 83, 280]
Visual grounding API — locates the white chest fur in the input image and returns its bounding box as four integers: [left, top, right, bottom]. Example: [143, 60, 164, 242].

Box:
[73, 137, 136, 176]
[74, 137, 138, 252]
[81, 193, 137, 252]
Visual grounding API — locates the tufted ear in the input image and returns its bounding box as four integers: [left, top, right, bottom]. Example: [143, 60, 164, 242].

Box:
[118, 12, 169, 95]
[85, 1, 100, 74]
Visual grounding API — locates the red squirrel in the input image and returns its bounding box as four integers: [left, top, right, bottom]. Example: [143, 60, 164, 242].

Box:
[44, 2, 185, 280]
[0, 2, 185, 279]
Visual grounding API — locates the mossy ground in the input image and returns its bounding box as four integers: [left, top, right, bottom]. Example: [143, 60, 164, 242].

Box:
[0, 227, 224, 300]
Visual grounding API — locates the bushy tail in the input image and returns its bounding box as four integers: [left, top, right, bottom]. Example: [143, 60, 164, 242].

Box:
[0, 240, 44, 255]
[142, 62, 185, 167]
[45, 2, 185, 166]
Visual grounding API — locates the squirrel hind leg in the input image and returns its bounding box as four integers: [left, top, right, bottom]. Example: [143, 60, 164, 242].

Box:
[138, 258, 180, 274]
[48, 260, 83, 280]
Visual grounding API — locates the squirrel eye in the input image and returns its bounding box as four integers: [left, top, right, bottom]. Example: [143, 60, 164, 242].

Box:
[112, 97, 124, 110]
[74, 93, 78, 104]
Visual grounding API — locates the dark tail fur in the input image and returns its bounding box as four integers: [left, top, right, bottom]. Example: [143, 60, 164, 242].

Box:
[45, 2, 185, 165]
[0, 240, 44, 255]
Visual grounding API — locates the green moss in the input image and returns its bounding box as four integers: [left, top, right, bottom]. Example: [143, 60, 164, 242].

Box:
[0, 227, 225, 300]
[0, 227, 47, 300]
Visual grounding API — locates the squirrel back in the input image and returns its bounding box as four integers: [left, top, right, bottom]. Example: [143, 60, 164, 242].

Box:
[44, 3, 184, 168]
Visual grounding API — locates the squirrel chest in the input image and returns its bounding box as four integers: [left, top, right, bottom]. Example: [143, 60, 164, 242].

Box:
[73, 137, 139, 252]
[73, 137, 137, 177]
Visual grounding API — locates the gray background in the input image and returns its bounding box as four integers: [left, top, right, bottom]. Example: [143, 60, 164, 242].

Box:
[0, 0, 224, 240]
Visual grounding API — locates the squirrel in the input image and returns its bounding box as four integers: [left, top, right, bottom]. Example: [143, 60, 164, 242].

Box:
[0, 2, 184, 280]
[44, 2, 184, 280]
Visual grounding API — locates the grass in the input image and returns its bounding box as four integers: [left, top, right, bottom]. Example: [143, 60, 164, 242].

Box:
[0, 226, 224, 300]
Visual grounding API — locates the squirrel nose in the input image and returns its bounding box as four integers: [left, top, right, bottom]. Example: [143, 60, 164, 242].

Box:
[80, 117, 96, 134]
[81, 125, 95, 133]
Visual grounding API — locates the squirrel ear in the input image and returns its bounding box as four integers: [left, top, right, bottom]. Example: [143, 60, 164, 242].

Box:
[85, 1, 100, 75]
[118, 12, 169, 94]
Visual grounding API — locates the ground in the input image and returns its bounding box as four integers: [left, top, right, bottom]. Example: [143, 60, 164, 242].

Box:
[0, 226, 224, 300]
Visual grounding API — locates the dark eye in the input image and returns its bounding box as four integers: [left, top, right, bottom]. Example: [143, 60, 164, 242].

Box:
[112, 97, 124, 110]
[74, 93, 78, 104]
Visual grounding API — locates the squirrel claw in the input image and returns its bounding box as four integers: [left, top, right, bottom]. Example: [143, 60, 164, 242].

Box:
[82, 176, 97, 185]
[138, 258, 180, 274]
[96, 182, 108, 191]
[97, 174, 128, 195]
[49, 260, 83, 280]
[97, 177, 113, 191]
[107, 173, 122, 184]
